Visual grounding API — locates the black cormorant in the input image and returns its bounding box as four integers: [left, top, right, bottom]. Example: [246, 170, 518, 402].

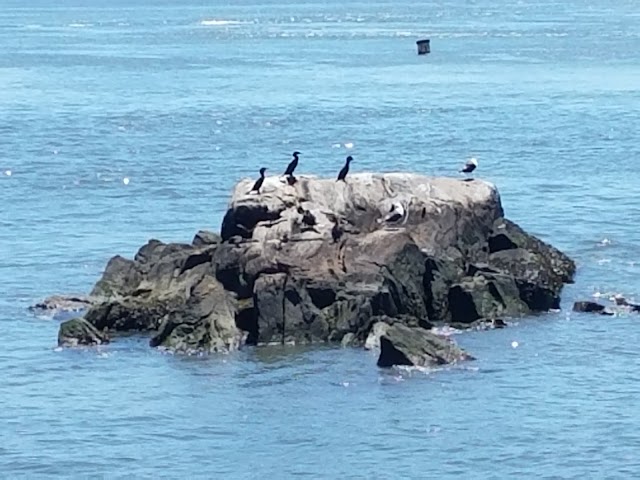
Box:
[250, 167, 267, 194]
[284, 151, 300, 177]
[297, 206, 316, 227]
[331, 217, 343, 243]
[337, 156, 353, 182]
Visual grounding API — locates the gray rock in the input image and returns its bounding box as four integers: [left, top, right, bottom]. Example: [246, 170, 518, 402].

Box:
[149, 276, 243, 354]
[85, 296, 181, 332]
[572, 301, 613, 315]
[44, 173, 575, 359]
[448, 273, 530, 324]
[377, 323, 473, 368]
[90, 255, 141, 298]
[58, 317, 109, 347]
[192, 230, 222, 247]
[365, 322, 390, 350]
[30, 295, 94, 319]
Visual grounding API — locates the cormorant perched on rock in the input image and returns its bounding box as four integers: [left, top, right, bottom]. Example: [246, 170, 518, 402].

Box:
[460, 157, 478, 175]
[249, 167, 267, 194]
[337, 156, 353, 182]
[284, 151, 300, 177]
[297, 206, 316, 228]
[331, 217, 343, 243]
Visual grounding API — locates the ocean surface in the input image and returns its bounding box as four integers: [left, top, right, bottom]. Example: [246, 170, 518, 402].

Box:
[1, 0, 640, 477]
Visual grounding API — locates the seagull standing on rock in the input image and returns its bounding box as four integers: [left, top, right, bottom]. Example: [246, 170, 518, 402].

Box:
[382, 203, 405, 224]
[460, 157, 478, 176]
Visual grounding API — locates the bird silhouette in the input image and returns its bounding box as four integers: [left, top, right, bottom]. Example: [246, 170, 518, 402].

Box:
[284, 151, 300, 177]
[250, 167, 267, 194]
[337, 155, 353, 182]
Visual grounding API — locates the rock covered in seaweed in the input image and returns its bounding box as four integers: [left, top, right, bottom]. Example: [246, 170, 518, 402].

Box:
[58, 317, 109, 347]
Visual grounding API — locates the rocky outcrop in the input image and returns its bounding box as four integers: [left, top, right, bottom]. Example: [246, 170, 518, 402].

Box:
[58, 317, 109, 347]
[377, 323, 473, 368]
[47, 173, 575, 361]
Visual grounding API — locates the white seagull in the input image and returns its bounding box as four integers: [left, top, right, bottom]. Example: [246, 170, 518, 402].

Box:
[460, 157, 478, 174]
[378, 202, 406, 225]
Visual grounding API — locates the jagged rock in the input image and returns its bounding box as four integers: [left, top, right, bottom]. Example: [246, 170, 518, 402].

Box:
[83, 240, 218, 333]
[377, 323, 473, 367]
[90, 255, 141, 298]
[58, 317, 109, 347]
[85, 296, 182, 332]
[572, 301, 613, 315]
[448, 273, 529, 324]
[365, 321, 391, 350]
[150, 276, 243, 354]
[43, 173, 575, 358]
[192, 230, 222, 247]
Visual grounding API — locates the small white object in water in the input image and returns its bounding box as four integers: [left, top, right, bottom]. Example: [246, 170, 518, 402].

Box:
[4, 170, 11, 176]
[598, 238, 611, 246]
[344, 142, 354, 149]
[342, 382, 350, 387]
[511, 341, 519, 348]
[122, 177, 130, 185]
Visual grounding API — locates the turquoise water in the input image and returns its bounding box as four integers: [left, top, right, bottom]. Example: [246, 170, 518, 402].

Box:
[2, 0, 640, 477]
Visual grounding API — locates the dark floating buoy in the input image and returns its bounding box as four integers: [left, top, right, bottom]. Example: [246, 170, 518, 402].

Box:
[416, 39, 430, 55]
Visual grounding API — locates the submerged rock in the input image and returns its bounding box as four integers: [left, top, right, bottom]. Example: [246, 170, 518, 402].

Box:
[30, 295, 94, 315]
[58, 317, 109, 347]
[377, 323, 473, 368]
[47, 173, 575, 359]
[572, 301, 613, 315]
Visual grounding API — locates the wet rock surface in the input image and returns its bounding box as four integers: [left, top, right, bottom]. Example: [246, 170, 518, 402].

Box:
[58, 317, 109, 347]
[377, 323, 473, 368]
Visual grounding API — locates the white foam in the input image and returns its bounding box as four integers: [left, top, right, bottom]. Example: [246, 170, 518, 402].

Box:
[68, 23, 92, 28]
[200, 19, 245, 26]
[344, 142, 354, 149]
[122, 177, 130, 185]
[4, 170, 11, 176]
[511, 341, 519, 348]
